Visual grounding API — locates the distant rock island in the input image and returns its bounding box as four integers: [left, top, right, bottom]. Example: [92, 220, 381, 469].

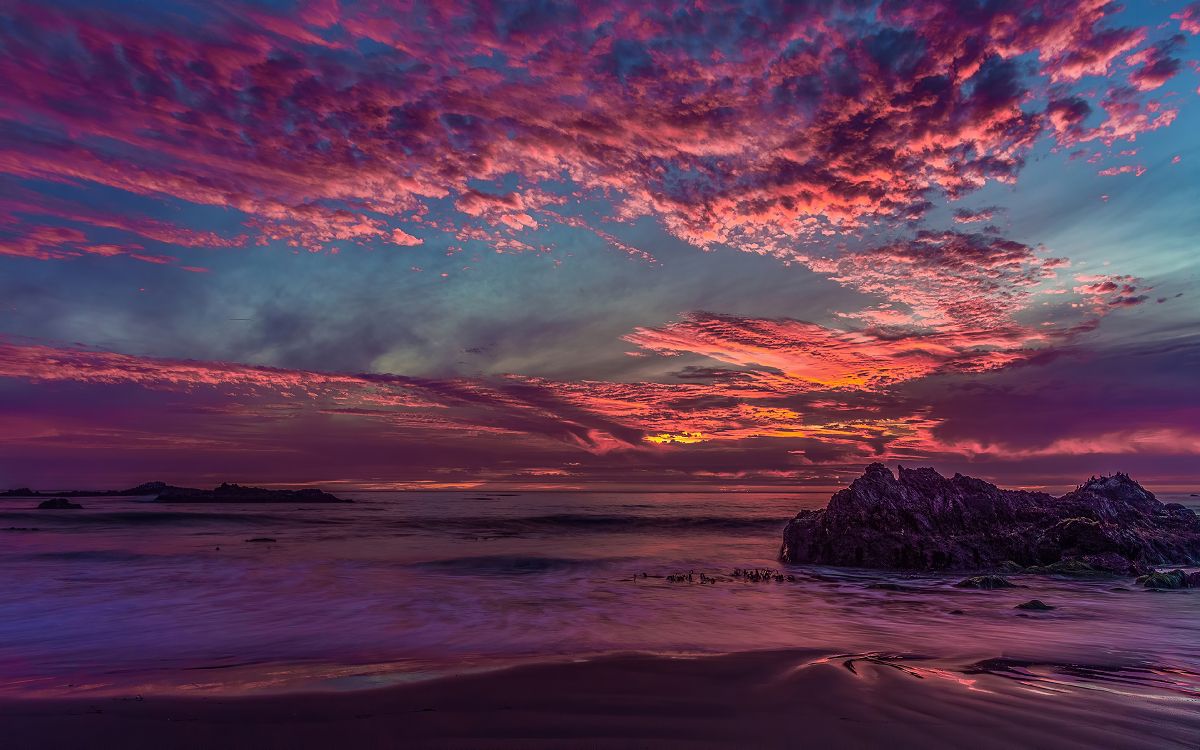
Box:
[5, 482, 348, 504]
[36, 498, 83, 510]
[781, 464, 1200, 575]
[155, 483, 348, 504]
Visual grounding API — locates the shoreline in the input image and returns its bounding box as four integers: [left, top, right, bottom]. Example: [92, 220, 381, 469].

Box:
[1, 649, 1196, 749]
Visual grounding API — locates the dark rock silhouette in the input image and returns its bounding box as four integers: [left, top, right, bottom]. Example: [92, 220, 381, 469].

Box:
[954, 575, 1016, 589]
[4, 482, 171, 498]
[4, 481, 346, 503]
[36, 498, 83, 510]
[1015, 600, 1055, 611]
[154, 483, 347, 504]
[781, 464, 1200, 574]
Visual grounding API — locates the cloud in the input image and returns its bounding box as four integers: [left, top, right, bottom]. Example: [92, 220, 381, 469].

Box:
[909, 337, 1200, 474]
[0, 1, 1190, 487]
[1097, 164, 1146, 176]
[625, 313, 973, 391]
[0, 338, 647, 454]
[389, 228, 424, 246]
[952, 207, 1000, 224]
[814, 231, 1069, 333]
[0, 0, 1185, 262]
[1125, 35, 1186, 91]
[1072, 274, 1150, 309]
[1172, 3, 1200, 35]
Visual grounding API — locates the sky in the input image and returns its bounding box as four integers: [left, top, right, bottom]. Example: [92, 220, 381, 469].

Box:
[1, 0, 1198, 491]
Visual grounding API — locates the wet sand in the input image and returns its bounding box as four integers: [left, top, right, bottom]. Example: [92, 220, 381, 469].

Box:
[2, 649, 1196, 749]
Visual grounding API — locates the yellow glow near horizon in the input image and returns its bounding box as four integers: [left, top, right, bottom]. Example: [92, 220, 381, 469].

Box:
[644, 432, 706, 444]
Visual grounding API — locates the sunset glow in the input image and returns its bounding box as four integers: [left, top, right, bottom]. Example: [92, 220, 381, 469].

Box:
[1, 0, 1198, 490]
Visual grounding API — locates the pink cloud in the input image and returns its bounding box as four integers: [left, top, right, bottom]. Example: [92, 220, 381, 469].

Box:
[1125, 35, 1185, 91]
[1073, 274, 1149, 308]
[1097, 164, 1146, 176]
[952, 207, 998, 224]
[1, 219, 198, 268]
[0, 0, 1184, 262]
[389, 228, 424, 246]
[1172, 3, 1200, 35]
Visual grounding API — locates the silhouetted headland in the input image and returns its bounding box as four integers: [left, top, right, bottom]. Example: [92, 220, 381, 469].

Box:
[782, 464, 1200, 577]
[154, 483, 347, 504]
[35, 498, 83, 510]
[4, 482, 348, 504]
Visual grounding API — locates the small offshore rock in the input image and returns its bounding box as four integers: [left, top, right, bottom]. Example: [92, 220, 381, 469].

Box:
[954, 575, 1016, 590]
[1015, 599, 1055, 611]
[1136, 569, 1197, 589]
[37, 498, 83, 510]
[245, 537, 277, 543]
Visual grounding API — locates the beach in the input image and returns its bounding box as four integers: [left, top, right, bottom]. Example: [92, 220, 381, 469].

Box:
[3, 648, 1198, 749]
[2, 489, 1198, 746]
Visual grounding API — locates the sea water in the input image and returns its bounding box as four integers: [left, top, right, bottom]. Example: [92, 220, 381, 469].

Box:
[1, 490, 1197, 699]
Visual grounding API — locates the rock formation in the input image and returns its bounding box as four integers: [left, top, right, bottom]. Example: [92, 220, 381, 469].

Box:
[1136, 569, 1200, 589]
[5, 482, 347, 503]
[781, 464, 1200, 575]
[153, 483, 348, 503]
[5, 482, 184, 498]
[36, 498, 83, 510]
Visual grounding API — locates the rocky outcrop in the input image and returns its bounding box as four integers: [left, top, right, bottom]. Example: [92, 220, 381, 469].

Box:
[954, 575, 1016, 589]
[153, 483, 348, 503]
[1015, 599, 1055, 611]
[781, 464, 1200, 574]
[5, 482, 179, 498]
[36, 498, 83, 510]
[1136, 570, 1200, 589]
[6, 482, 347, 503]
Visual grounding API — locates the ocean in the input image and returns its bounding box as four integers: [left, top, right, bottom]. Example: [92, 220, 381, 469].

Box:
[2, 489, 1198, 703]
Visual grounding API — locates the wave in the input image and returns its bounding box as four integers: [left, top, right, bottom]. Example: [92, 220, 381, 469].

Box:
[965, 657, 1200, 699]
[395, 514, 785, 537]
[27, 550, 153, 563]
[411, 554, 622, 575]
[0, 511, 341, 527]
[0, 510, 784, 536]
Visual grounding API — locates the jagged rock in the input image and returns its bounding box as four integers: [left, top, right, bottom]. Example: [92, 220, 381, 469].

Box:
[954, 575, 1016, 590]
[1136, 569, 1200, 589]
[154, 483, 348, 504]
[121, 481, 173, 495]
[781, 464, 1200, 573]
[1015, 599, 1055, 611]
[36, 498, 82, 510]
[1024, 558, 1115, 577]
